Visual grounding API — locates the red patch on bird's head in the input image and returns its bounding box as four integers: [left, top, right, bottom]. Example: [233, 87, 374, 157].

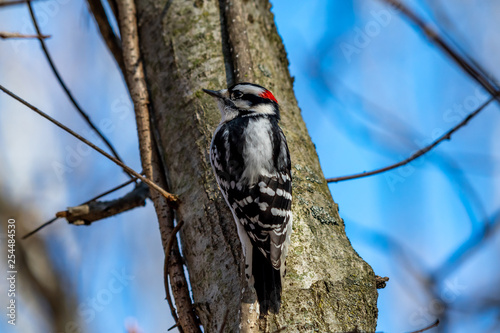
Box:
[259, 90, 278, 103]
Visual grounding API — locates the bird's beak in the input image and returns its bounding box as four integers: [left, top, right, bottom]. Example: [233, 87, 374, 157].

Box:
[202, 89, 224, 99]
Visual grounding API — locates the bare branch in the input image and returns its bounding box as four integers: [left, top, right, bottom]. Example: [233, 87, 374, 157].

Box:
[22, 178, 137, 239]
[21, 217, 59, 240]
[116, 0, 153, 185]
[0, 31, 49, 39]
[56, 181, 149, 225]
[116, 0, 200, 331]
[324, 0, 500, 184]
[163, 220, 184, 326]
[86, 0, 125, 74]
[0, 84, 178, 204]
[326, 96, 494, 183]
[154, 144, 199, 333]
[0, 0, 40, 7]
[380, 0, 500, 102]
[409, 319, 440, 333]
[26, 2, 133, 179]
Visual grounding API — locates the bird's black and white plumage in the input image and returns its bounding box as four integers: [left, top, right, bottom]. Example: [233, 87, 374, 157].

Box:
[204, 82, 292, 314]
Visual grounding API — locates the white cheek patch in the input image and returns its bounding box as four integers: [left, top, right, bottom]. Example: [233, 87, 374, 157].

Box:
[234, 99, 252, 110]
[252, 103, 275, 115]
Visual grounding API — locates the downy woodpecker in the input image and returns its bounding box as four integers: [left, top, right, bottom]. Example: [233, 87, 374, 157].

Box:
[204, 82, 292, 314]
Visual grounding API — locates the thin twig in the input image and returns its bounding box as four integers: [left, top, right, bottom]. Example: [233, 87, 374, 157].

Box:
[326, 96, 494, 183]
[163, 220, 184, 327]
[22, 177, 138, 239]
[167, 323, 179, 331]
[0, 32, 50, 39]
[21, 217, 58, 239]
[27, 2, 133, 179]
[381, 0, 500, 103]
[0, 0, 40, 7]
[86, 0, 125, 74]
[82, 177, 136, 204]
[0, 84, 178, 204]
[56, 182, 149, 225]
[421, 1, 499, 90]
[408, 319, 440, 333]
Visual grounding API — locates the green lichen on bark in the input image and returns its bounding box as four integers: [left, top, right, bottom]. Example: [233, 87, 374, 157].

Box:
[135, 0, 378, 331]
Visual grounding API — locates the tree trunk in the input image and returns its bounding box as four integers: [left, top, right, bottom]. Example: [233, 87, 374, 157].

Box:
[134, 0, 378, 331]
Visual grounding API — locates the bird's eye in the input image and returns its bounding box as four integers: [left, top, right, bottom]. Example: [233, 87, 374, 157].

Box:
[232, 91, 243, 99]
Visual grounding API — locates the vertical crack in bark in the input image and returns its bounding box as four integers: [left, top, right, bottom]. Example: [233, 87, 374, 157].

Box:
[217, 0, 262, 331]
[219, 0, 255, 84]
[218, 0, 236, 86]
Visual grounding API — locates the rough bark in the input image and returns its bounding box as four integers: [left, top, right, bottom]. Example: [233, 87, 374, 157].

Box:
[134, 0, 378, 331]
[117, 0, 200, 330]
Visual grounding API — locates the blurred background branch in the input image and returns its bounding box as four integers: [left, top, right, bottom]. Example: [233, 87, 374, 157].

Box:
[0, 31, 49, 39]
[326, 95, 494, 182]
[27, 1, 132, 179]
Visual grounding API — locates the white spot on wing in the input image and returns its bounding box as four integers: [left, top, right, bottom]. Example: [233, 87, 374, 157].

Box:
[259, 184, 275, 196]
[271, 208, 286, 217]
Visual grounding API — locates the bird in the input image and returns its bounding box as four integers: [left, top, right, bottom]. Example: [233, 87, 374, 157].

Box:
[203, 82, 292, 314]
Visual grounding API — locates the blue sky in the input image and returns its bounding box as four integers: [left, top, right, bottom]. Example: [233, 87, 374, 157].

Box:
[272, 1, 500, 332]
[0, 0, 499, 332]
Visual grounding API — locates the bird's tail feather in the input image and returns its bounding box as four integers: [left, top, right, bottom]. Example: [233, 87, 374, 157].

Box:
[253, 246, 282, 314]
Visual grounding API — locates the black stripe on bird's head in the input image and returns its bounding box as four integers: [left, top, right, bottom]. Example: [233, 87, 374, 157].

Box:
[203, 82, 280, 120]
